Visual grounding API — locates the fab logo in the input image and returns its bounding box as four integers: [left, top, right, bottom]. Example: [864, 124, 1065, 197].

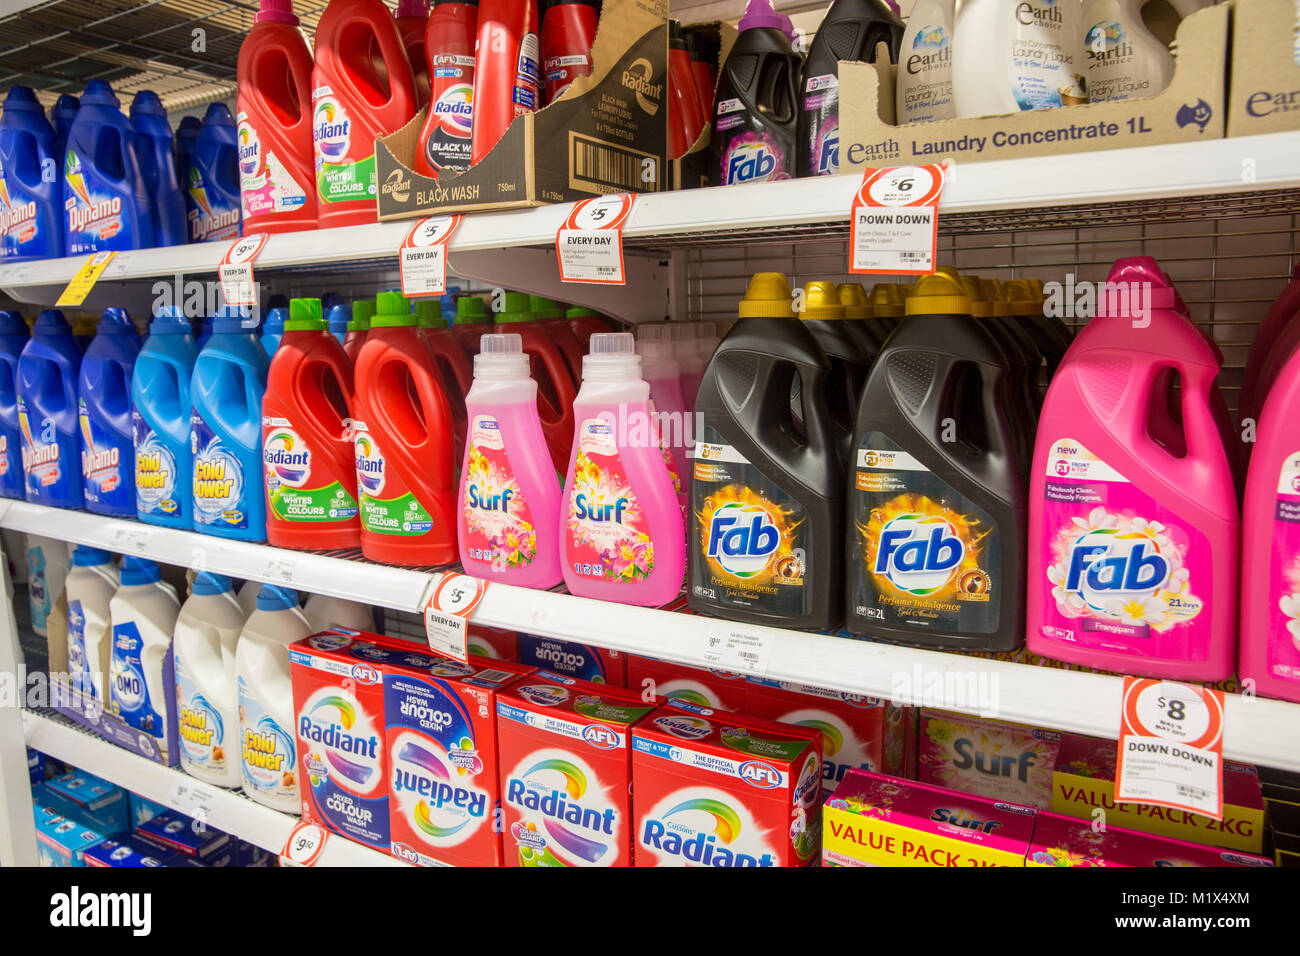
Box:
[707, 502, 780, 577]
[816, 124, 839, 176]
[725, 141, 778, 185]
[875, 513, 965, 594]
[314, 99, 351, 161]
[1065, 528, 1171, 610]
[264, 429, 310, 487]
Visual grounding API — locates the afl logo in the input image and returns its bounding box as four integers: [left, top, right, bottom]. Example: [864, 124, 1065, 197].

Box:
[350, 663, 380, 685]
[582, 724, 619, 750]
[739, 760, 781, 789]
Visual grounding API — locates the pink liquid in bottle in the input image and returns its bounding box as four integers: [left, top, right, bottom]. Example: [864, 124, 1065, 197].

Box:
[637, 324, 689, 511]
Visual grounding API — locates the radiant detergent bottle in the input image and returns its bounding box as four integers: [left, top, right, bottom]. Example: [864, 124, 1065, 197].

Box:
[636, 324, 689, 509]
[895, 0, 955, 124]
[261, 306, 286, 357]
[236, 584, 310, 812]
[128, 91, 187, 247]
[65, 546, 118, 704]
[26, 535, 68, 638]
[541, 0, 601, 104]
[471, 0, 541, 165]
[236, 0, 316, 235]
[1241, 263, 1300, 427]
[79, 307, 141, 516]
[174, 572, 245, 787]
[1083, 0, 1177, 103]
[689, 274, 843, 630]
[529, 295, 584, 383]
[798, 280, 875, 468]
[187, 103, 241, 242]
[458, 333, 563, 587]
[133, 307, 197, 527]
[396, 0, 433, 109]
[344, 299, 373, 362]
[845, 273, 1027, 650]
[562, 333, 685, 606]
[668, 19, 706, 157]
[191, 306, 271, 540]
[352, 291, 457, 566]
[0, 86, 64, 261]
[17, 309, 83, 507]
[417, 299, 472, 461]
[50, 94, 80, 162]
[303, 592, 375, 632]
[450, 295, 491, 355]
[565, 305, 612, 351]
[494, 291, 577, 474]
[415, 0, 477, 179]
[685, 28, 719, 117]
[312, 0, 418, 228]
[108, 557, 181, 746]
[63, 81, 154, 253]
[0, 311, 30, 499]
[1027, 258, 1238, 680]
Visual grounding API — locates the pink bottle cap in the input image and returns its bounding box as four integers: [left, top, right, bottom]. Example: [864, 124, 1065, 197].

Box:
[396, 0, 429, 16]
[738, 0, 784, 32]
[1101, 256, 1177, 313]
[255, 0, 299, 25]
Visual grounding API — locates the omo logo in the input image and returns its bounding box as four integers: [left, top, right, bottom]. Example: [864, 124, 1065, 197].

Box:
[738, 760, 781, 790]
[707, 502, 780, 577]
[875, 513, 965, 594]
[726, 141, 778, 185]
[314, 99, 351, 161]
[1065, 529, 1170, 609]
[433, 84, 474, 134]
[264, 429, 310, 486]
[582, 724, 620, 750]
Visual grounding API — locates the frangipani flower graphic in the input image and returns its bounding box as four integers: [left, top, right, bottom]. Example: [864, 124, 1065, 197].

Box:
[1105, 594, 1168, 627]
[1280, 593, 1300, 649]
[1047, 564, 1087, 618]
[1072, 506, 1118, 532]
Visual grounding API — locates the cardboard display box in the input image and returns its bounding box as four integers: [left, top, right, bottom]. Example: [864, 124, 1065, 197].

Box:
[1227, 0, 1300, 136]
[672, 21, 738, 191]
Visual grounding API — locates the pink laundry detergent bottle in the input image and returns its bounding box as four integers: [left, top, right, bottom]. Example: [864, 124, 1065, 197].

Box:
[1026, 257, 1238, 681]
[1240, 262, 1300, 429]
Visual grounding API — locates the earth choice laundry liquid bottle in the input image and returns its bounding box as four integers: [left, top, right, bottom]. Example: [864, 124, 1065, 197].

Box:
[415, 0, 478, 179]
[689, 273, 843, 631]
[895, 0, 955, 124]
[187, 102, 242, 242]
[128, 91, 187, 247]
[396, 0, 433, 109]
[845, 273, 1027, 650]
[174, 571, 246, 787]
[108, 557, 181, 747]
[133, 307, 198, 528]
[0, 311, 30, 499]
[303, 592, 376, 632]
[0, 86, 64, 261]
[1026, 259, 1238, 681]
[79, 308, 141, 516]
[562, 333, 684, 605]
[17, 309, 83, 508]
[471, 0, 541, 165]
[494, 291, 577, 474]
[1082, 0, 1177, 103]
[458, 333, 563, 587]
[65, 545, 118, 704]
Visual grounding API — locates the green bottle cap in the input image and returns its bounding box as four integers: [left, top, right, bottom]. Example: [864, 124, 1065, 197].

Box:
[371, 291, 416, 328]
[413, 299, 443, 329]
[494, 291, 536, 324]
[349, 300, 375, 332]
[528, 295, 563, 321]
[455, 297, 489, 326]
[285, 297, 325, 331]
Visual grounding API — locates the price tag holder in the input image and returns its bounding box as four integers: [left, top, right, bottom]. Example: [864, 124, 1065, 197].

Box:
[167, 778, 219, 826]
[280, 821, 329, 867]
[556, 193, 635, 284]
[218, 233, 268, 309]
[1115, 677, 1225, 820]
[264, 555, 298, 586]
[107, 523, 149, 555]
[702, 627, 775, 677]
[56, 252, 116, 307]
[423, 572, 487, 662]
[400, 215, 462, 297]
[849, 163, 949, 275]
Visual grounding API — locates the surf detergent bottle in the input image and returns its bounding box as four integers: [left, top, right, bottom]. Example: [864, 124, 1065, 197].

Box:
[63, 81, 154, 253]
[636, 324, 689, 509]
[128, 91, 187, 247]
[689, 274, 843, 630]
[187, 103, 241, 242]
[312, 0, 418, 228]
[352, 291, 457, 566]
[494, 291, 577, 475]
[417, 299, 472, 460]
[263, 296, 361, 550]
[18, 309, 83, 507]
[845, 273, 1027, 650]
[396, 0, 433, 109]
[471, 0, 541, 165]
[0, 311, 30, 499]
[1027, 258, 1238, 681]
[190, 306, 270, 540]
[1241, 263, 1300, 428]
[708, 0, 801, 186]
[108, 557, 181, 748]
[236, 0, 316, 235]
[0, 86, 64, 261]
[50, 94, 80, 162]
[65, 545, 118, 704]
[798, 280, 874, 467]
[174, 571, 245, 787]
[344, 298, 373, 362]
[529, 295, 585, 383]
[562, 332, 684, 606]
[797, 0, 903, 176]
[458, 333, 563, 587]
[133, 307, 197, 527]
[79, 308, 141, 516]
[542, 0, 601, 104]
[415, 0, 477, 179]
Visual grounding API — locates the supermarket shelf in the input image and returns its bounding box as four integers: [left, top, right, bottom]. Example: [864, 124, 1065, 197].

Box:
[22, 711, 404, 866]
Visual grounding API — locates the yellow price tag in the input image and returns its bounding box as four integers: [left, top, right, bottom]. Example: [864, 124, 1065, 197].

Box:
[56, 251, 116, 307]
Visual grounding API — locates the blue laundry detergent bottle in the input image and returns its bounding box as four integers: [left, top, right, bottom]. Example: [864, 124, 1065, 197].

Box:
[174, 115, 201, 181]
[80, 307, 142, 516]
[17, 309, 84, 507]
[186, 103, 241, 243]
[327, 303, 350, 346]
[50, 95, 80, 161]
[0, 86, 65, 261]
[129, 91, 187, 248]
[0, 311, 31, 498]
[197, 314, 214, 350]
[133, 306, 198, 527]
[260, 305, 285, 357]
[63, 80, 154, 254]
[190, 305, 269, 539]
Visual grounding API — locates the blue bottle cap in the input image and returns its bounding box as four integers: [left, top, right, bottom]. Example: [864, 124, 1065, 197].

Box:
[0, 311, 28, 336]
[327, 304, 350, 332]
[2, 85, 42, 112]
[120, 556, 161, 586]
[129, 90, 166, 118]
[256, 584, 298, 611]
[263, 307, 287, 332]
[81, 79, 121, 108]
[52, 94, 80, 116]
[34, 309, 71, 334]
[150, 306, 192, 334]
[192, 572, 234, 596]
[97, 307, 136, 335]
[71, 546, 113, 567]
[201, 102, 234, 126]
[212, 305, 252, 334]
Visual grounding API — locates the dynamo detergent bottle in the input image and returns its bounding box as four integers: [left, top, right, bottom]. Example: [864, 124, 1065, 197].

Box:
[79, 308, 141, 516]
[17, 309, 83, 507]
[50, 94, 80, 162]
[129, 91, 188, 248]
[174, 572, 246, 788]
[186, 102, 242, 242]
[0, 311, 31, 499]
[133, 307, 198, 528]
[0, 86, 65, 261]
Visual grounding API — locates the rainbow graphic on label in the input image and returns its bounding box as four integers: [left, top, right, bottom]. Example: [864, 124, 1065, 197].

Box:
[505, 750, 620, 867]
[638, 788, 776, 867]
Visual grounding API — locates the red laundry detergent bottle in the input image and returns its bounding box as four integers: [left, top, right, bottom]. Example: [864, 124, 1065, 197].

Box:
[667, 20, 705, 158]
[528, 295, 583, 384]
[494, 291, 576, 475]
[312, 0, 418, 229]
[450, 295, 492, 356]
[684, 27, 718, 120]
[414, 0, 477, 179]
[415, 299, 472, 460]
[540, 0, 600, 104]
[471, 0, 541, 165]
[565, 305, 612, 350]
[344, 298, 373, 363]
[396, 0, 433, 109]
[352, 291, 457, 566]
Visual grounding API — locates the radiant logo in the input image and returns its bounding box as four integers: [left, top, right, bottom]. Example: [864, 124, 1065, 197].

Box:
[621, 58, 663, 114]
[237, 124, 260, 177]
[1065, 529, 1170, 606]
[875, 514, 964, 594]
[264, 429, 310, 486]
[517, 683, 570, 707]
[298, 695, 380, 788]
[433, 85, 474, 133]
[314, 99, 351, 161]
[506, 759, 617, 853]
[354, 434, 385, 496]
[708, 502, 780, 577]
[653, 714, 712, 740]
[640, 797, 774, 867]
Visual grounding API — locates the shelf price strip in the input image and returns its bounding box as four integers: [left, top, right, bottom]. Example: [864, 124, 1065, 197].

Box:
[399, 215, 462, 297]
[219, 233, 268, 309]
[423, 572, 487, 662]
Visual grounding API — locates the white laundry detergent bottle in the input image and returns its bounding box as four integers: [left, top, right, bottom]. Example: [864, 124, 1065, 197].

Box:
[1082, 0, 1196, 102]
[896, 0, 956, 123]
[108, 557, 180, 753]
[236, 578, 260, 617]
[174, 572, 246, 788]
[302, 592, 376, 634]
[26, 534, 69, 637]
[64, 546, 118, 704]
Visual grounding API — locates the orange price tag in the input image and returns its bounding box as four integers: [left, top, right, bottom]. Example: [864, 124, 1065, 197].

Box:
[399, 215, 462, 297]
[849, 162, 948, 275]
[279, 821, 329, 866]
[218, 233, 268, 309]
[556, 193, 634, 284]
[423, 572, 487, 662]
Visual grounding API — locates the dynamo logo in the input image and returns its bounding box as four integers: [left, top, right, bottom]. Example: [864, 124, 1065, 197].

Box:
[707, 502, 780, 577]
[1064, 529, 1170, 608]
[874, 513, 964, 594]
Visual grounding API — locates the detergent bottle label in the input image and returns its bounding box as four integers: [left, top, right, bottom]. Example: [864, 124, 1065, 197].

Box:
[263, 419, 358, 524]
[313, 86, 374, 205]
[1007, 0, 1084, 110]
[565, 418, 654, 583]
[0, 165, 49, 258]
[425, 57, 475, 175]
[79, 398, 129, 509]
[353, 422, 434, 536]
[237, 113, 308, 219]
[0, 425, 21, 497]
[238, 675, 298, 802]
[64, 149, 135, 253]
[133, 411, 182, 518]
[1267, 451, 1300, 686]
[191, 410, 250, 530]
[1037, 438, 1210, 660]
[690, 427, 809, 616]
[174, 645, 228, 773]
[800, 74, 840, 175]
[186, 164, 241, 242]
[850, 434, 1001, 633]
[109, 621, 163, 734]
[66, 599, 91, 698]
[718, 129, 791, 186]
[18, 397, 73, 502]
[463, 414, 537, 568]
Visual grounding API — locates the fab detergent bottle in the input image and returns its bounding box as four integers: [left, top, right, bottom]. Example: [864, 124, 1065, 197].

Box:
[0, 86, 64, 261]
[353, 291, 458, 566]
[187, 103, 241, 242]
[0, 311, 30, 499]
[79, 308, 140, 516]
[458, 333, 563, 587]
[562, 333, 685, 605]
[190, 307, 270, 540]
[17, 309, 83, 508]
[108, 557, 181, 750]
[65, 546, 118, 704]
[415, 0, 477, 180]
[262, 297, 361, 550]
[174, 572, 245, 787]
[494, 291, 577, 475]
[689, 274, 843, 631]
[797, 280, 874, 467]
[1027, 258, 1238, 681]
[312, 0, 418, 229]
[133, 307, 197, 528]
[128, 91, 187, 247]
[236, 0, 316, 235]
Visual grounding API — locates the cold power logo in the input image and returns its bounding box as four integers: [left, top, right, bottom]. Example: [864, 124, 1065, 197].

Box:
[874, 513, 965, 594]
[707, 502, 780, 577]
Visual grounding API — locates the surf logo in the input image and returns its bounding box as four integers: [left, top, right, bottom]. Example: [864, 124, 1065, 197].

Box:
[639, 795, 775, 867]
[1064, 528, 1171, 609]
[354, 434, 385, 497]
[298, 693, 382, 794]
[874, 513, 965, 594]
[237, 124, 261, 177]
[506, 756, 618, 865]
[314, 99, 351, 161]
[433, 84, 474, 134]
[264, 429, 311, 487]
[707, 502, 780, 577]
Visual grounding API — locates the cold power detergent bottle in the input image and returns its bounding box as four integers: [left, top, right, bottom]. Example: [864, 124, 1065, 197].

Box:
[236, 0, 316, 235]
[327, 302, 350, 344]
[79, 308, 140, 516]
[895, 0, 956, 124]
[689, 274, 843, 631]
[415, 0, 477, 179]
[1026, 258, 1238, 681]
[133, 307, 198, 528]
[0, 86, 64, 261]
[458, 333, 563, 588]
[18, 309, 83, 508]
[63, 81, 154, 254]
[0, 311, 30, 499]
[108, 557, 180, 751]
[128, 91, 187, 247]
[65, 546, 118, 705]
[261, 305, 286, 357]
[262, 296, 361, 550]
[187, 102, 242, 242]
[845, 273, 1027, 650]
[174, 572, 246, 788]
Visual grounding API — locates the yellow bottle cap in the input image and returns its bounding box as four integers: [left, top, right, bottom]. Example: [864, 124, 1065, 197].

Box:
[905, 272, 971, 316]
[1026, 278, 1046, 300]
[738, 272, 795, 318]
[1003, 278, 1040, 315]
[800, 281, 845, 320]
[836, 282, 872, 320]
[870, 283, 905, 318]
[959, 276, 992, 318]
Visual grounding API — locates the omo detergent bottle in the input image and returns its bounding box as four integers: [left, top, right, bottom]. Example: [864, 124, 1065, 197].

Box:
[79, 307, 141, 516]
[133, 307, 197, 527]
[191, 306, 270, 540]
[108, 557, 181, 751]
[0, 311, 30, 498]
[17, 309, 83, 508]
[174, 572, 246, 788]
[129, 91, 187, 247]
[26, 535, 68, 637]
[187, 103, 241, 242]
[65, 545, 118, 705]
[63, 81, 154, 253]
[494, 291, 577, 475]
[1027, 257, 1238, 681]
[0, 86, 64, 261]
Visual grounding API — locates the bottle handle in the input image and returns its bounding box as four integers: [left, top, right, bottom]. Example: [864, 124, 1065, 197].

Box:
[299, 352, 356, 442]
[367, 350, 454, 482]
[531, 344, 577, 428]
[370, 14, 418, 108]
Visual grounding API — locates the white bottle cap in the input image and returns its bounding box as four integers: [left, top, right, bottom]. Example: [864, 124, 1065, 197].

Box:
[474, 333, 530, 379]
[584, 332, 641, 381]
